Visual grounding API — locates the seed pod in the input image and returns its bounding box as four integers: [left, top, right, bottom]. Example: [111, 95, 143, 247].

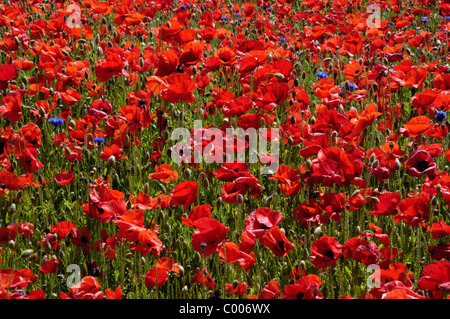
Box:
[321, 284, 329, 299]
[313, 227, 322, 238]
[431, 196, 438, 207]
[395, 158, 401, 170]
[21, 249, 34, 259]
[108, 155, 116, 167]
[178, 265, 185, 277]
[183, 168, 191, 179]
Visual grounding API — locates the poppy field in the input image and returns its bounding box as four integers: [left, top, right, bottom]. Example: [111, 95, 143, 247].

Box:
[1, 0, 450, 301]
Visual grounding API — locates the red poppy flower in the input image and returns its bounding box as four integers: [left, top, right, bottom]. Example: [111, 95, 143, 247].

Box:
[213, 162, 249, 181]
[428, 220, 450, 239]
[259, 226, 295, 257]
[39, 257, 59, 274]
[405, 150, 437, 180]
[145, 268, 169, 289]
[292, 199, 323, 229]
[244, 207, 284, 239]
[222, 96, 254, 117]
[307, 147, 357, 187]
[54, 170, 75, 186]
[148, 164, 178, 183]
[191, 218, 229, 257]
[282, 275, 322, 299]
[218, 241, 255, 270]
[0, 64, 18, 90]
[259, 279, 281, 299]
[402, 116, 432, 137]
[367, 192, 400, 217]
[310, 235, 342, 269]
[215, 47, 236, 67]
[170, 181, 198, 210]
[269, 165, 301, 196]
[0, 91, 23, 122]
[191, 266, 215, 290]
[395, 195, 430, 227]
[161, 73, 196, 103]
[95, 54, 127, 82]
[418, 260, 450, 299]
[182, 204, 212, 228]
[428, 244, 450, 261]
[52, 221, 76, 240]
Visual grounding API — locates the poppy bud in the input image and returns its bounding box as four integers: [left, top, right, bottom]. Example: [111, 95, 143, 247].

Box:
[371, 160, 379, 169]
[321, 284, 329, 299]
[306, 159, 312, 170]
[217, 197, 223, 207]
[237, 194, 244, 204]
[313, 286, 319, 297]
[178, 265, 185, 277]
[183, 168, 191, 179]
[21, 249, 34, 259]
[436, 184, 442, 193]
[9, 203, 16, 214]
[274, 73, 285, 79]
[288, 136, 294, 145]
[356, 226, 361, 235]
[8, 240, 15, 250]
[313, 226, 322, 238]
[108, 155, 116, 167]
[200, 242, 207, 255]
[59, 250, 65, 260]
[395, 158, 401, 170]
[431, 196, 438, 207]
[232, 280, 239, 289]
[166, 21, 171, 28]
[371, 196, 380, 203]
[39, 106, 46, 118]
[294, 78, 300, 86]
[97, 46, 103, 56]
[144, 182, 150, 194]
[202, 177, 209, 189]
[141, 257, 146, 265]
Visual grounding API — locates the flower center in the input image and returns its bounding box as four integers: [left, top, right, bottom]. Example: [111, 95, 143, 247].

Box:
[416, 160, 429, 172]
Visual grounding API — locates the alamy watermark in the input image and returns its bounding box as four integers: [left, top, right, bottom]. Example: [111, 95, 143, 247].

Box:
[170, 120, 279, 175]
[367, 4, 381, 29]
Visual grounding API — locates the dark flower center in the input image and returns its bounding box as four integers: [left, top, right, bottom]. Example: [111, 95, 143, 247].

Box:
[296, 292, 305, 299]
[278, 240, 285, 252]
[416, 160, 429, 172]
[324, 249, 335, 260]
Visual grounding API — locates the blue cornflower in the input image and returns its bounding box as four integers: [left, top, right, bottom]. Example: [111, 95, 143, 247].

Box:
[280, 37, 286, 43]
[238, 18, 244, 23]
[435, 110, 447, 123]
[422, 17, 429, 23]
[445, 16, 450, 20]
[267, 7, 272, 11]
[179, 4, 186, 10]
[316, 71, 328, 79]
[234, 13, 240, 17]
[342, 82, 356, 91]
[221, 16, 229, 21]
[48, 118, 64, 126]
[94, 137, 105, 143]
